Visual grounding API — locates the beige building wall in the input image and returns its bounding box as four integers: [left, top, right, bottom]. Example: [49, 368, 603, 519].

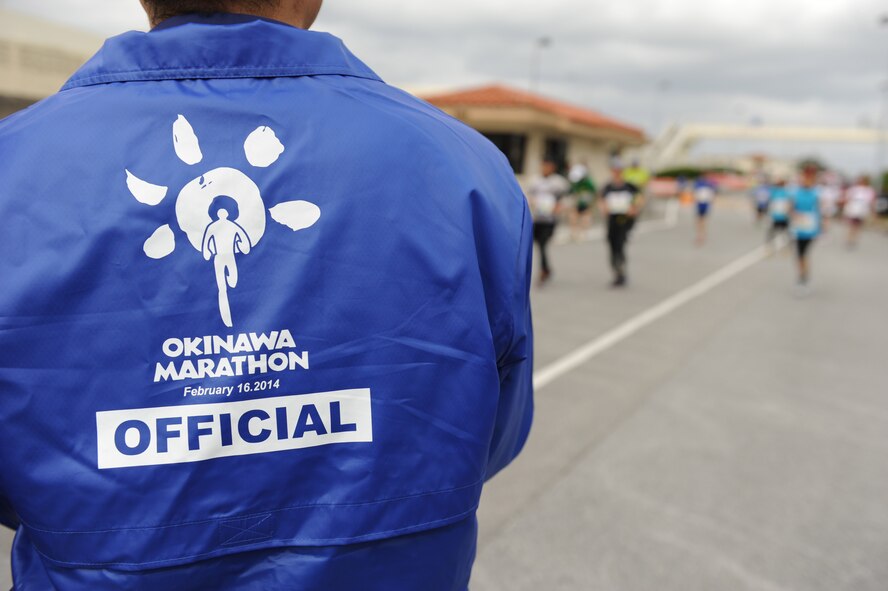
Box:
[0, 9, 102, 118]
[521, 131, 546, 180]
[519, 134, 614, 188]
[566, 138, 617, 187]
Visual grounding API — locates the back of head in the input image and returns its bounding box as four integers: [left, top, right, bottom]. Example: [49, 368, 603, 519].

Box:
[142, 0, 281, 24]
[541, 159, 558, 177]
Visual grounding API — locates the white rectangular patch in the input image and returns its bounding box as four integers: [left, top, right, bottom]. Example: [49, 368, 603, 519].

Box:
[96, 389, 372, 469]
[792, 212, 817, 233]
[606, 192, 633, 213]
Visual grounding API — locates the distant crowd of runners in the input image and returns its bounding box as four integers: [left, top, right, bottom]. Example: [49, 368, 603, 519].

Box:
[527, 158, 647, 288]
[526, 157, 882, 293]
[752, 169, 879, 291]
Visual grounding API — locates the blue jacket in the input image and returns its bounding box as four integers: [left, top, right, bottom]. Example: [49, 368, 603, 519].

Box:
[0, 14, 533, 590]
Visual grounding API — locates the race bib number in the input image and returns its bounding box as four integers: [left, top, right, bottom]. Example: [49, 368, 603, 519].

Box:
[792, 212, 817, 233]
[534, 194, 557, 217]
[770, 200, 789, 215]
[695, 187, 714, 203]
[606, 192, 633, 214]
[844, 201, 868, 219]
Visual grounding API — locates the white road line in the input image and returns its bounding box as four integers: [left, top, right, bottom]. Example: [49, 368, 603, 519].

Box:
[533, 241, 771, 390]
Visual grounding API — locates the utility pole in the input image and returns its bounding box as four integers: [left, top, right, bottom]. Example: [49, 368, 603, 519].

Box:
[877, 15, 888, 189]
[877, 81, 888, 189]
[529, 36, 551, 94]
[651, 79, 671, 137]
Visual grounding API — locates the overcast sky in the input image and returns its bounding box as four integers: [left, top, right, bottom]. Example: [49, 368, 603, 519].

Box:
[4, 0, 888, 173]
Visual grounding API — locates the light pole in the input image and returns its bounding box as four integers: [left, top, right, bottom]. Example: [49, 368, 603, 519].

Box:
[877, 81, 888, 190]
[651, 79, 670, 138]
[529, 36, 551, 94]
[876, 14, 888, 189]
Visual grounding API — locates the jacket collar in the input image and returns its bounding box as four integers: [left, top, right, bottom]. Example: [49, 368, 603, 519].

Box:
[63, 13, 381, 90]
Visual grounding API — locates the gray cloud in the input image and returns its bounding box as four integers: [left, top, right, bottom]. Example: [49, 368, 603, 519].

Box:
[4, 0, 888, 172]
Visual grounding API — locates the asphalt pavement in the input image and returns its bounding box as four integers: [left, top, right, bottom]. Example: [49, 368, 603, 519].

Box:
[472, 198, 888, 590]
[2, 198, 887, 590]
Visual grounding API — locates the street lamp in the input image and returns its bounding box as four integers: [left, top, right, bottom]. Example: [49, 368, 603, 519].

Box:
[876, 15, 888, 190]
[651, 79, 670, 137]
[877, 81, 888, 189]
[529, 36, 552, 94]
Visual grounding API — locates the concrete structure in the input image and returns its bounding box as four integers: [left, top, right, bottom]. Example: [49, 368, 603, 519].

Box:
[0, 9, 103, 118]
[694, 153, 800, 181]
[424, 84, 646, 186]
[650, 122, 888, 170]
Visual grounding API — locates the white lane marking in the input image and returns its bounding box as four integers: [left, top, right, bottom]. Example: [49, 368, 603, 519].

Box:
[533, 240, 772, 390]
[554, 198, 680, 245]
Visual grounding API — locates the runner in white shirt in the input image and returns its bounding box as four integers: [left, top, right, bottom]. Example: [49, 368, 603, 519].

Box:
[818, 182, 842, 221]
[528, 159, 569, 285]
[843, 176, 876, 248]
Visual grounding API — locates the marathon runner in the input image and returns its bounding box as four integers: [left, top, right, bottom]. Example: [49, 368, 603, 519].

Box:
[622, 159, 650, 234]
[790, 166, 822, 290]
[818, 182, 841, 227]
[842, 175, 876, 248]
[567, 163, 596, 241]
[528, 158, 569, 285]
[767, 179, 792, 245]
[693, 176, 717, 246]
[599, 161, 643, 287]
[623, 159, 651, 192]
[751, 179, 771, 225]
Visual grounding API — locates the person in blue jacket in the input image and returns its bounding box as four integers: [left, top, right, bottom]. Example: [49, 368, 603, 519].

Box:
[692, 176, 716, 246]
[790, 166, 823, 288]
[0, 2, 534, 590]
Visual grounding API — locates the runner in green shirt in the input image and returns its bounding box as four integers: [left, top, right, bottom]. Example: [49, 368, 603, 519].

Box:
[568, 164, 597, 241]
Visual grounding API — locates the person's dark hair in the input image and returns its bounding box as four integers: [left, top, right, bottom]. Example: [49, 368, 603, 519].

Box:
[143, 0, 280, 23]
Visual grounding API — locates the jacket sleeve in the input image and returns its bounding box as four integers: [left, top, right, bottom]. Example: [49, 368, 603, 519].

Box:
[1, 493, 19, 530]
[486, 204, 534, 480]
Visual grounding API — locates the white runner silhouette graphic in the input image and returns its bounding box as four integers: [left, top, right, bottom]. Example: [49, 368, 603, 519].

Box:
[128, 117, 324, 329]
[201, 208, 251, 327]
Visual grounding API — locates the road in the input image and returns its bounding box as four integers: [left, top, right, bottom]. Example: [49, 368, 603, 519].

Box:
[472, 198, 888, 590]
[2, 198, 887, 590]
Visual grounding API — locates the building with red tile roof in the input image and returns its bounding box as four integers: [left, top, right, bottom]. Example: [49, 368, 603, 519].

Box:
[422, 83, 646, 184]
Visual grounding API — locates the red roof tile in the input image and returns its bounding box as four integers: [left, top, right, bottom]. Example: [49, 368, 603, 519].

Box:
[423, 84, 645, 140]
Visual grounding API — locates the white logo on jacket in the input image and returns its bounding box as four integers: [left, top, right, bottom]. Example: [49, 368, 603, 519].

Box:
[126, 116, 321, 327]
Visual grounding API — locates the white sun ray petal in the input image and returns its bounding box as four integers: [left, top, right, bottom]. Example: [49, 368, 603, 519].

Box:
[125, 169, 168, 206]
[269, 201, 321, 231]
[173, 114, 203, 165]
[244, 126, 285, 167]
[143, 224, 176, 259]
